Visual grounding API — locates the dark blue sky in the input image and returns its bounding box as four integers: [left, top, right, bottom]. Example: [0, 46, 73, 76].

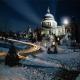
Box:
[56, 0, 80, 23]
[0, 0, 80, 32]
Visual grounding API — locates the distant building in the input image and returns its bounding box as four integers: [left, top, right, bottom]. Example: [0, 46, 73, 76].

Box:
[41, 8, 66, 36]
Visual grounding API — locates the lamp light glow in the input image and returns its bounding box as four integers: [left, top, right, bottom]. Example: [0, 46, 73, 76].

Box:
[61, 17, 70, 25]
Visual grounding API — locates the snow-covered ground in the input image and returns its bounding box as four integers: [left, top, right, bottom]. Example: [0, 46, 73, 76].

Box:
[35, 46, 80, 71]
[0, 44, 80, 80]
[0, 62, 58, 80]
[20, 44, 80, 71]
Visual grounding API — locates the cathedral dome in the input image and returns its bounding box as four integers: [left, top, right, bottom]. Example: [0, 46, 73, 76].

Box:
[44, 8, 54, 20]
[44, 14, 54, 20]
[41, 7, 57, 28]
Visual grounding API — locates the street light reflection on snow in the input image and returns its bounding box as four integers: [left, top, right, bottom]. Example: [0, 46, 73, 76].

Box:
[61, 17, 70, 25]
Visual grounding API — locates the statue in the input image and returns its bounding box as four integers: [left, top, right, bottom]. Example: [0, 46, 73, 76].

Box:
[5, 42, 20, 66]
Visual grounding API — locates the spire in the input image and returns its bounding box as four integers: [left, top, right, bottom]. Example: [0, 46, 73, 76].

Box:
[47, 7, 50, 13]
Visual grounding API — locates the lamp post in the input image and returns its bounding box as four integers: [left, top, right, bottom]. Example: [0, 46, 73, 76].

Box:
[61, 17, 71, 34]
[61, 17, 72, 47]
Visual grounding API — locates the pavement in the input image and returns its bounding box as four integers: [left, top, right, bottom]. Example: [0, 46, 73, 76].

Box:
[0, 38, 80, 71]
[0, 38, 40, 59]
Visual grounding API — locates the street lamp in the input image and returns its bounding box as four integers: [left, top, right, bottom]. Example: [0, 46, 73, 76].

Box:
[61, 17, 70, 25]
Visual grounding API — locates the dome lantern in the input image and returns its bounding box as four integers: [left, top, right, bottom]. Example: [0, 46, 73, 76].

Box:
[47, 7, 50, 13]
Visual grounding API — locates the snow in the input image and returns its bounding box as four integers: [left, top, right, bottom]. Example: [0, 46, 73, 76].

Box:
[0, 63, 55, 80]
[0, 42, 80, 80]
[35, 45, 80, 70]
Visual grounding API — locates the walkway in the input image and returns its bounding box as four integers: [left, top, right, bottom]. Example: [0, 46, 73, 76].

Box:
[1, 37, 80, 71]
[0, 37, 40, 59]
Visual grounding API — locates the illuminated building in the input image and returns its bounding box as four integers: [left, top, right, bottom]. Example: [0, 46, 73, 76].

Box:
[41, 8, 66, 36]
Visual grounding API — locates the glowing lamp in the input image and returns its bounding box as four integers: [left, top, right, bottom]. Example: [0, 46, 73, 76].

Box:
[61, 17, 70, 25]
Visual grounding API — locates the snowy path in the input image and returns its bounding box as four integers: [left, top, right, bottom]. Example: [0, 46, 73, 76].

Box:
[0, 37, 40, 54]
[20, 55, 63, 68]
[21, 45, 80, 71]
[0, 45, 80, 80]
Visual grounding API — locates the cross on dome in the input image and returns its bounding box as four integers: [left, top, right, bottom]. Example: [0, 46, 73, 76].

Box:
[47, 7, 50, 13]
